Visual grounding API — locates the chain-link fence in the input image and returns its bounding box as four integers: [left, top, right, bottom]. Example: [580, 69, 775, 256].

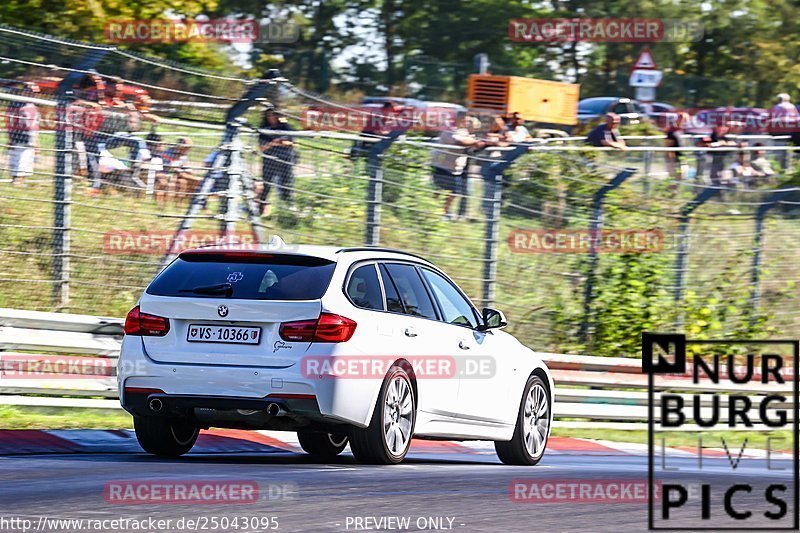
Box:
[1, 26, 799, 357]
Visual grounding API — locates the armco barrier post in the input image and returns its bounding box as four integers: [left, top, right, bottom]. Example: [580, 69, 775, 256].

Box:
[578, 168, 636, 344]
[365, 128, 408, 247]
[479, 144, 529, 309]
[673, 186, 719, 328]
[52, 49, 109, 311]
[749, 188, 794, 325]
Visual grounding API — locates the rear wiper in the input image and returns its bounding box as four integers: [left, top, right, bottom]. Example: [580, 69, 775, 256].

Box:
[178, 282, 233, 296]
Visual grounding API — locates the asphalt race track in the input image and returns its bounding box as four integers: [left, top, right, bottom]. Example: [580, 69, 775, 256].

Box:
[1, 436, 795, 533]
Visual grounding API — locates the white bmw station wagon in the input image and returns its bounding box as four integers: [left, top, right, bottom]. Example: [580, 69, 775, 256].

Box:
[118, 240, 554, 465]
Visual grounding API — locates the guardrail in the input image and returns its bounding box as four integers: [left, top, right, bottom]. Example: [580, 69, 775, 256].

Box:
[0, 309, 793, 430]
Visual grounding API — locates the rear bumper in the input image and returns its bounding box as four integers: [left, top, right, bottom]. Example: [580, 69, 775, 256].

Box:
[118, 336, 383, 427]
[123, 390, 317, 415]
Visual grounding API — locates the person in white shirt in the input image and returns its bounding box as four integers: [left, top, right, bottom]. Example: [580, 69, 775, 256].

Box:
[503, 112, 533, 142]
[769, 93, 799, 124]
[750, 143, 775, 180]
[7, 82, 40, 185]
[729, 143, 765, 187]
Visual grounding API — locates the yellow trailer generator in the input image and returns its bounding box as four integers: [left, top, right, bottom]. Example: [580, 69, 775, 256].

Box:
[467, 74, 579, 130]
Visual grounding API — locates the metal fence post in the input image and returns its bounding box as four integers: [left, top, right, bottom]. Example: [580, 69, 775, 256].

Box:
[364, 128, 408, 247]
[578, 168, 635, 343]
[478, 144, 529, 309]
[52, 98, 73, 311]
[673, 187, 719, 328]
[51, 50, 108, 311]
[642, 149, 652, 196]
[749, 188, 793, 324]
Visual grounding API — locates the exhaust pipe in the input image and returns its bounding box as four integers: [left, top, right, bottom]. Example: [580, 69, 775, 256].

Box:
[149, 398, 163, 412]
[266, 403, 286, 417]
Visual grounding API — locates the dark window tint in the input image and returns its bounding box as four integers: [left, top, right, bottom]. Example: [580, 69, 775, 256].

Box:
[379, 264, 405, 313]
[383, 263, 437, 320]
[421, 269, 479, 328]
[147, 253, 335, 300]
[612, 102, 629, 114]
[347, 264, 384, 310]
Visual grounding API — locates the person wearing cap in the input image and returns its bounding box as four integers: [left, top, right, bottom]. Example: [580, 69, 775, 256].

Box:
[6, 82, 40, 185]
[586, 113, 627, 150]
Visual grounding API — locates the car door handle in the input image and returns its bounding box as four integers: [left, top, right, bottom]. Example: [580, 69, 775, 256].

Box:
[458, 340, 471, 350]
[404, 327, 418, 338]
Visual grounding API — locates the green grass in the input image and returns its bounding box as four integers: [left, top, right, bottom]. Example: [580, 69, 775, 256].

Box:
[0, 405, 133, 429]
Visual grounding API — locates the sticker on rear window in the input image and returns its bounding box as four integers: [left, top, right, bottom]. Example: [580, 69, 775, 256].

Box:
[227, 271, 244, 283]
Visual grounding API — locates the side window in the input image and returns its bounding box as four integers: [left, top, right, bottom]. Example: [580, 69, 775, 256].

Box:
[379, 264, 405, 313]
[346, 264, 384, 311]
[612, 102, 628, 115]
[383, 263, 438, 320]
[421, 269, 479, 328]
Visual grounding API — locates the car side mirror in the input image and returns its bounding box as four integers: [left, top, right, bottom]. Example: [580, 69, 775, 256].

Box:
[482, 308, 507, 330]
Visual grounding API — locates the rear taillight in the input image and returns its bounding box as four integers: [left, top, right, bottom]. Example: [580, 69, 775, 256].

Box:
[124, 305, 170, 336]
[279, 313, 357, 343]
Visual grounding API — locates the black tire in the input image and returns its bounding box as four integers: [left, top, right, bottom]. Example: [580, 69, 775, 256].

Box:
[297, 431, 348, 460]
[495, 375, 551, 466]
[134, 416, 199, 457]
[349, 365, 416, 465]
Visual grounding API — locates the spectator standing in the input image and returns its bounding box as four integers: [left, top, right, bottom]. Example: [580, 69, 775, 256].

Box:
[586, 113, 627, 150]
[6, 82, 40, 185]
[258, 108, 296, 217]
[769, 93, 800, 131]
[431, 114, 487, 220]
[708, 123, 737, 186]
[665, 112, 689, 180]
[768, 93, 800, 167]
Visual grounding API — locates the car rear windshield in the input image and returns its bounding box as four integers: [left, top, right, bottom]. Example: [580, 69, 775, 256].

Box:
[146, 253, 336, 300]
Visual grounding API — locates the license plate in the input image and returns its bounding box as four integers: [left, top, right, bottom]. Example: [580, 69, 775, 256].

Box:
[187, 325, 261, 345]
